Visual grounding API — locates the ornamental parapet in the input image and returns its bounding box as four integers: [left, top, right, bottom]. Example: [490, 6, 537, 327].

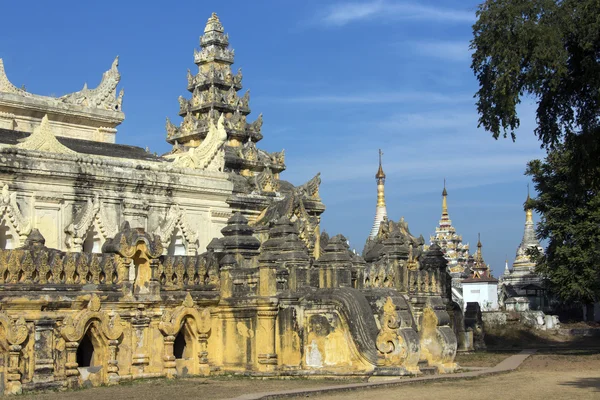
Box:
[0, 238, 128, 287]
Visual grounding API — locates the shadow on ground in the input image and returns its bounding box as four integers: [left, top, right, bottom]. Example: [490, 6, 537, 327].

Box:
[484, 326, 600, 352]
[560, 377, 600, 392]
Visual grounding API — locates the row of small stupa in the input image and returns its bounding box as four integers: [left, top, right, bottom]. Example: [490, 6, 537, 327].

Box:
[367, 152, 542, 282]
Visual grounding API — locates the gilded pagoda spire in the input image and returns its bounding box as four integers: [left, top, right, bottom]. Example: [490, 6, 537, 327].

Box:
[441, 178, 448, 218]
[369, 149, 388, 239]
[513, 185, 543, 272]
[525, 183, 533, 223]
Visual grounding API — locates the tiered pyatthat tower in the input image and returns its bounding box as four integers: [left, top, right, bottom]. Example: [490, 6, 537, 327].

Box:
[427, 182, 470, 276]
[165, 13, 285, 179]
[369, 149, 388, 239]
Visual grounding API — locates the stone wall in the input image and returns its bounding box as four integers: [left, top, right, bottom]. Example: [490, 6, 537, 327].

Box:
[0, 216, 457, 395]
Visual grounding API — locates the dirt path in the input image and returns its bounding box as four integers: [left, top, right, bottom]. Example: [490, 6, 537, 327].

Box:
[17, 352, 600, 400]
[316, 352, 600, 400]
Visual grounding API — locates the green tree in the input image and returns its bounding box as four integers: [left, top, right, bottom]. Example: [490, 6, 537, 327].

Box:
[471, 0, 600, 318]
[471, 0, 600, 149]
[525, 137, 600, 318]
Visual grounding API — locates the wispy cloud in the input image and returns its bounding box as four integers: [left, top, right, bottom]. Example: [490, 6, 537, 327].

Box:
[408, 40, 471, 62]
[263, 91, 472, 105]
[321, 1, 475, 27]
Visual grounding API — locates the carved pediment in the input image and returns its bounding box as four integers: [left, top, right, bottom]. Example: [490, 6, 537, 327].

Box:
[64, 194, 117, 251]
[16, 115, 76, 155]
[154, 204, 199, 254]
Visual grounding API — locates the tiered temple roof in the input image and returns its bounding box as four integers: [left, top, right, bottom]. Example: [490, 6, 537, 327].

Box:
[164, 13, 285, 178]
[464, 234, 496, 282]
[426, 183, 470, 277]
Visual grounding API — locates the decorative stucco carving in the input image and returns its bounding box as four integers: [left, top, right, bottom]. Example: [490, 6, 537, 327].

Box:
[158, 293, 211, 336]
[0, 312, 28, 345]
[0, 184, 31, 244]
[155, 204, 199, 254]
[255, 168, 279, 193]
[16, 115, 76, 154]
[60, 294, 124, 342]
[65, 194, 117, 251]
[60, 57, 124, 112]
[0, 59, 31, 97]
[1, 57, 122, 113]
[376, 297, 408, 365]
[297, 172, 321, 200]
[164, 113, 227, 171]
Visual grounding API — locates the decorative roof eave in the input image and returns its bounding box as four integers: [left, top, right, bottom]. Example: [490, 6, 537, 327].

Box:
[0, 57, 125, 117]
[0, 59, 31, 96]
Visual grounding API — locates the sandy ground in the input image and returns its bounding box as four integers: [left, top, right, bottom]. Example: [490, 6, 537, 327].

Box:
[319, 352, 600, 400]
[17, 352, 600, 400]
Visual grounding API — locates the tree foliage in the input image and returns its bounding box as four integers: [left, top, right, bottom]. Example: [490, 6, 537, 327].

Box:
[472, 0, 600, 308]
[471, 0, 600, 149]
[526, 135, 600, 305]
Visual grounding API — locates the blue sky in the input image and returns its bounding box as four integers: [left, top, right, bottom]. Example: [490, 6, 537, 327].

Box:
[1, 0, 545, 276]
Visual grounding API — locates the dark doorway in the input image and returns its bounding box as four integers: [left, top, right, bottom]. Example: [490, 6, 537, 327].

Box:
[173, 330, 187, 359]
[77, 333, 95, 367]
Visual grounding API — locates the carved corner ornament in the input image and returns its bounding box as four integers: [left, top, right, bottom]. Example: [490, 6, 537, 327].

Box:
[0, 184, 31, 244]
[164, 113, 227, 171]
[0, 313, 28, 346]
[60, 56, 124, 112]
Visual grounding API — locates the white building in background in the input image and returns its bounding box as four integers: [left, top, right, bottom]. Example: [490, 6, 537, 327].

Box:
[462, 278, 499, 311]
[462, 236, 499, 311]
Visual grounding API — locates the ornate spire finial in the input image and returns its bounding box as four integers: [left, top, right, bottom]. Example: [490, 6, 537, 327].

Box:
[375, 149, 386, 180]
[477, 233, 482, 248]
[524, 183, 534, 222]
[369, 149, 388, 239]
[441, 179, 448, 216]
[204, 12, 224, 33]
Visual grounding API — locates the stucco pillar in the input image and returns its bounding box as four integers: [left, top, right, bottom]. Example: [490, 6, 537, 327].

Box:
[163, 335, 176, 378]
[6, 344, 22, 395]
[64, 341, 79, 388]
[131, 306, 150, 374]
[33, 319, 55, 383]
[198, 332, 210, 376]
[107, 339, 120, 385]
[256, 308, 278, 371]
